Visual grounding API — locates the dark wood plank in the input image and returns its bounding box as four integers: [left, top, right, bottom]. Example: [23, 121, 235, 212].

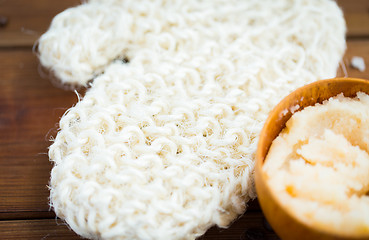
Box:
[0, 212, 278, 240]
[202, 212, 280, 240]
[337, 0, 369, 38]
[0, 1, 368, 238]
[0, 0, 81, 47]
[0, 219, 82, 240]
[338, 40, 369, 78]
[0, 0, 368, 48]
[0, 50, 77, 217]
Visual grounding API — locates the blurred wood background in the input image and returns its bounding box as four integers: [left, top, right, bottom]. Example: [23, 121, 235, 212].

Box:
[0, 0, 368, 239]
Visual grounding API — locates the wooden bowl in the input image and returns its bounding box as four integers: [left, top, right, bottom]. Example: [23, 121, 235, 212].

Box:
[255, 77, 369, 240]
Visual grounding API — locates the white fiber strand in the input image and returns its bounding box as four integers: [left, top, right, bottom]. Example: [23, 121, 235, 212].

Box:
[39, 0, 346, 239]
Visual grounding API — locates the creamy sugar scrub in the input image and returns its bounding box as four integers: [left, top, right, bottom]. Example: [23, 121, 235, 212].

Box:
[263, 92, 369, 236]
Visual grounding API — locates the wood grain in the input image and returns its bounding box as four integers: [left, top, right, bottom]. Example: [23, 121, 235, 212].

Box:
[0, 219, 82, 240]
[0, 212, 278, 240]
[0, 0, 367, 48]
[0, 0, 368, 239]
[0, 0, 81, 47]
[0, 50, 76, 216]
[339, 40, 369, 78]
[337, 0, 369, 38]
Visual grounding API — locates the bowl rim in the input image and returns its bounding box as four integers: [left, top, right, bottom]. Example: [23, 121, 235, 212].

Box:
[255, 77, 369, 240]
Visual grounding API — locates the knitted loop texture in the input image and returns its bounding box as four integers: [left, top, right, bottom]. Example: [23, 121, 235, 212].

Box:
[38, 0, 346, 239]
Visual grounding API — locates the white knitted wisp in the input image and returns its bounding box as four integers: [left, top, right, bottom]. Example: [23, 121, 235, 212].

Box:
[38, 0, 346, 239]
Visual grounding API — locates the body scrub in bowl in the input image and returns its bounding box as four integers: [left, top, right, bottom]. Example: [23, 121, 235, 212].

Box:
[255, 78, 369, 240]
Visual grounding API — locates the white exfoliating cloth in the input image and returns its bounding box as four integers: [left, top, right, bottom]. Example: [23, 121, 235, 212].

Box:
[38, 0, 346, 239]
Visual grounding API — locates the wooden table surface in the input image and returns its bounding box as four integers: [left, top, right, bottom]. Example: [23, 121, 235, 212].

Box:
[0, 1, 368, 239]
